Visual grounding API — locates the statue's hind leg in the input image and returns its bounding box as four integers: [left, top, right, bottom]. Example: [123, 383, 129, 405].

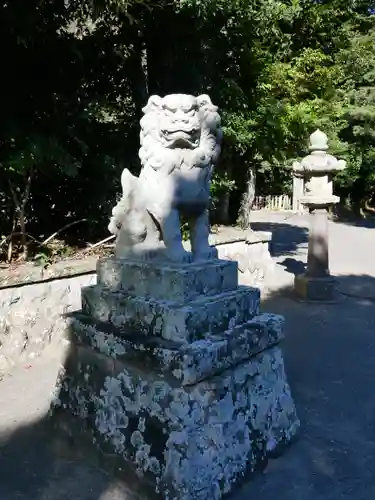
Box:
[159, 208, 191, 262]
[189, 209, 218, 261]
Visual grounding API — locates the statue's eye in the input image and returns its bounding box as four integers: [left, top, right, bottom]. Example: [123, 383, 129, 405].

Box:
[187, 110, 196, 116]
[163, 107, 174, 115]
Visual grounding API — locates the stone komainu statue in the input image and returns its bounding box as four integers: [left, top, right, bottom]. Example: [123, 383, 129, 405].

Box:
[108, 94, 222, 262]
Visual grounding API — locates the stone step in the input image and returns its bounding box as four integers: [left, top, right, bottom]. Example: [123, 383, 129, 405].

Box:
[81, 285, 260, 343]
[69, 312, 284, 386]
[96, 257, 238, 303]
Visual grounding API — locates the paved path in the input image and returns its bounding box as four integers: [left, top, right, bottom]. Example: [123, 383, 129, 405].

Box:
[250, 211, 375, 297]
[1, 212, 375, 500]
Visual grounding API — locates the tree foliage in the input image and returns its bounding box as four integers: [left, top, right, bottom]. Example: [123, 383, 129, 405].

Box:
[0, 0, 374, 259]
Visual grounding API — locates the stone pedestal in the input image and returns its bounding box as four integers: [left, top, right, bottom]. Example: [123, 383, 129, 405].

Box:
[306, 208, 329, 277]
[294, 206, 337, 301]
[51, 256, 299, 499]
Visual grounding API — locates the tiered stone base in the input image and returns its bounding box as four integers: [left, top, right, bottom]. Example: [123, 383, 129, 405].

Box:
[51, 257, 299, 499]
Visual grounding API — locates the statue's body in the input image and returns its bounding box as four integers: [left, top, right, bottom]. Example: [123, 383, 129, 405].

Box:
[108, 94, 222, 262]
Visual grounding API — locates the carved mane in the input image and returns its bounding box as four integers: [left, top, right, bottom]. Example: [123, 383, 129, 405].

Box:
[139, 94, 222, 175]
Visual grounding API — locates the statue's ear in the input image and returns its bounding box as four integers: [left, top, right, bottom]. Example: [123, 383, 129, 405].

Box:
[197, 94, 213, 108]
[142, 95, 162, 114]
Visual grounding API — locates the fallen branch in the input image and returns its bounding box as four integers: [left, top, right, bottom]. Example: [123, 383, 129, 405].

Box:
[85, 234, 115, 251]
[41, 218, 87, 246]
[1, 220, 88, 250]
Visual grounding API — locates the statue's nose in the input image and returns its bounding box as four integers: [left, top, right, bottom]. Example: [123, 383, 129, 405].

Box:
[176, 111, 188, 123]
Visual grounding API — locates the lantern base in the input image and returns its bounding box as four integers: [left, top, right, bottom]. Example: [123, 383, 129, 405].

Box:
[294, 273, 338, 302]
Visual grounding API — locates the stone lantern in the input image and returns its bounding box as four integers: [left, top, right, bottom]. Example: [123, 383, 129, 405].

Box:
[292, 164, 306, 213]
[293, 129, 346, 301]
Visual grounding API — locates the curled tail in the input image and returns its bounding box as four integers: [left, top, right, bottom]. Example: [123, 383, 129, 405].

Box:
[108, 168, 138, 235]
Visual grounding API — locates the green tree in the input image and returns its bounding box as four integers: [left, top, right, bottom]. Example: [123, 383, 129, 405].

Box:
[335, 22, 375, 208]
[0, 0, 150, 258]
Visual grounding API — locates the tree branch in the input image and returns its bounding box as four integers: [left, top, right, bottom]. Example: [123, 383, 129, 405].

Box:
[41, 218, 87, 246]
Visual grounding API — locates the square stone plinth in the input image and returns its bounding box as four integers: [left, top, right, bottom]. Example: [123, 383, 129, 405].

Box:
[51, 330, 300, 500]
[69, 312, 285, 386]
[294, 273, 337, 302]
[97, 257, 238, 303]
[81, 285, 260, 343]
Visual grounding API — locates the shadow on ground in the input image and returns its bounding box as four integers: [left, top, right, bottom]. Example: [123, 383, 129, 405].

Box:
[278, 256, 306, 275]
[1, 272, 375, 500]
[0, 417, 133, 500]
[0, 389, 146, 500]
[331, 204, 375, 229]
[251, 222, 309, 257]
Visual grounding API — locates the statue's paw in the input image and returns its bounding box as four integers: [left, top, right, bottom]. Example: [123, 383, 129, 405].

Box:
[193, 246, 218, 262]
[166, 247, 192, 263]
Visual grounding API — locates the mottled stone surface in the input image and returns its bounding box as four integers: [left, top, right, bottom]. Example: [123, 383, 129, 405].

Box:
[0, 273, 96, 372]
[70, 312, 284, 386]
[82, 284, 259, 344]
[97, 258, 238, 302]
[51, 256, 299, 499]
[53, 341, 299, 500]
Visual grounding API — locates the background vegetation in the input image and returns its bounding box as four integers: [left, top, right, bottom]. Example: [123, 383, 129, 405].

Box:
[0, 0, 374, 261]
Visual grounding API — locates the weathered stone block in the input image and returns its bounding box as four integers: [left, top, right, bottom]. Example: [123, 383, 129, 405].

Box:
[81, 285, 260, 343]
[53, 340, 300, 500]
[294, 273, 337, 302]
[70, 312, 284, 386]
[97, 257, 238, 303]
[0, 272, 96, 373]
[216, 233, 275, 287]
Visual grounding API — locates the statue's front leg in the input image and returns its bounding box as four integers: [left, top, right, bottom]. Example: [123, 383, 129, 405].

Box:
[190, 209, 218, 261]
[160, 208, 191, 263]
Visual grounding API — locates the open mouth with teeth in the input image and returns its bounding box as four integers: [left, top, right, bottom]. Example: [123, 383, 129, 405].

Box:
[162, 128, 198, 139]
[162, 128, 200, 149]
